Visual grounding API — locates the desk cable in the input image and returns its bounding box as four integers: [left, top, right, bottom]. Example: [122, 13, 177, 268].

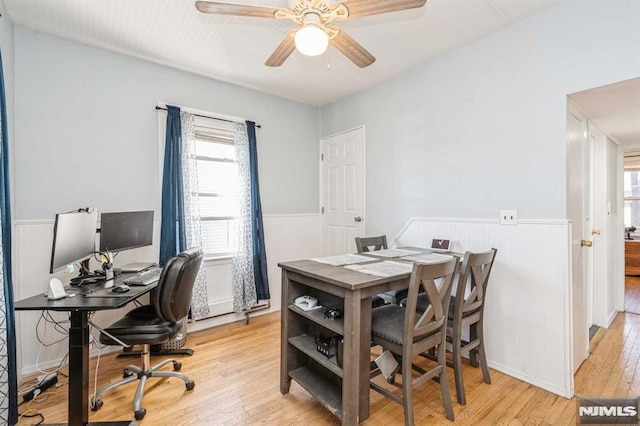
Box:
[88, 314, 105, 410]
[23, 307, 142, 418]
[87, 312, 135, 410]
[17, 399, 44, 425]
[19, 310, 123, 422]
[34, 311, 69, 376]
[18, 373, 69, 425]
[87, 312, 136, 410]
[17, 311, 72, 424]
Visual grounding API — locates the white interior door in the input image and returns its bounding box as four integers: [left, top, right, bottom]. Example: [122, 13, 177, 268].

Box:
[321, 127, 365, 255]
[567, 108, 592, 374]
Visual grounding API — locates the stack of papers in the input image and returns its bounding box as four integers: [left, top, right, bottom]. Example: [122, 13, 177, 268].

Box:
[309, 253, 373, 266]
[366, 248, 421, 258]
[345, 261, 414, 277]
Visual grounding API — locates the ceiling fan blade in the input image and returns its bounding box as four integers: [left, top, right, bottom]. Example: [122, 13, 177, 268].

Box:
[265, 30, 297, 67]
[340, 0, 426, 18]
[195, 1, 278, 18]
[330, 29, 376, 68]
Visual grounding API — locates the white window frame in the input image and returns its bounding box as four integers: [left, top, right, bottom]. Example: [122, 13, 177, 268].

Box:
[623, 168, 640, 237]
[193, 119, 238, 258]
[157, 103, 245, 260]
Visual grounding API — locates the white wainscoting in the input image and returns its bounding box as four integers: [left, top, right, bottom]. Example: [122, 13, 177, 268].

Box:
[392, 217, 573, 398]
[13, 213, 322, 377]
[15, 214, 571, 397]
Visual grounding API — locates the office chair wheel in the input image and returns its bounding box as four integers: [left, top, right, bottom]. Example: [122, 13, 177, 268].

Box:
[90, 399, 103, 411]
[186, 380, 195, 391]
[173, 361, 182, 371]
[135, 408, 146, 420]
[123, 369, 134, 378]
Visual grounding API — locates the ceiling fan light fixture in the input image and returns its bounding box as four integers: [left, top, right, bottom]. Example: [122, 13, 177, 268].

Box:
[196, 0, 428, 67]
[294, 24, 329, 57]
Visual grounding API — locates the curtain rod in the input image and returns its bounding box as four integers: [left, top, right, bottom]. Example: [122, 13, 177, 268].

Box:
[155, 106, 261, 128]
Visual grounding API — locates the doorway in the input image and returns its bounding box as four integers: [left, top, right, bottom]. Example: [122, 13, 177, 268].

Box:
[566, 103, 591, 373]
[568, 77, 640, 380]
[320, 126, 366, 256]
[622, 150, 640, 314]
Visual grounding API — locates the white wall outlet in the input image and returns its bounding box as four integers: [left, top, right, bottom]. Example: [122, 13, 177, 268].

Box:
[500, 210, 518, 225]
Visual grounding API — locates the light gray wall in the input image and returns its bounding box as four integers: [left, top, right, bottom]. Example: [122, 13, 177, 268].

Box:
[14, 27, 319, 220]
[320, 0, 640, 238]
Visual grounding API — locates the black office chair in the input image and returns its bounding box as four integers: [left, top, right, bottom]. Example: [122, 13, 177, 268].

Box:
[91, 248, 203, 421]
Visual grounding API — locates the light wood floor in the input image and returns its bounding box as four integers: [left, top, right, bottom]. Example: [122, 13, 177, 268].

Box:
[16, 311, 640, 425]
[625, 275, 640, 314]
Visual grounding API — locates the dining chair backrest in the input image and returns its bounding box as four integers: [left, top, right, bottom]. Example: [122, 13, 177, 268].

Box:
[355, 235, 388, 253]
[453, 249, 497, 322]
[404, 258, 458, 350]
[445, 248, 497, 406]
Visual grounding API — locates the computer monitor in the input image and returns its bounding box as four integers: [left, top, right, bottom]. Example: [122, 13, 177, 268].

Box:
[99, 211, 154, 253]
[50, 210, 99, 274]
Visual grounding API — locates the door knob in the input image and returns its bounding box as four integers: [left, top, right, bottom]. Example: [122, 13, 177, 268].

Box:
[581, 240, 593, 247]
[354, 216, 362, 223]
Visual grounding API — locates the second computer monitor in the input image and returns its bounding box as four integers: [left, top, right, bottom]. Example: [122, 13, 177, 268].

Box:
[99, 210, 153, 253]
[50, 210, 99, 274]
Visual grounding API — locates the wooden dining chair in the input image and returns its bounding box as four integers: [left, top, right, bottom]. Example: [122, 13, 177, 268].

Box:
[355, 235, 408, 305]
[355, 235, 388, 252]
[446, 248, 497, 405]
[411, 249, 498, 405]
[370, 258, 458, 424]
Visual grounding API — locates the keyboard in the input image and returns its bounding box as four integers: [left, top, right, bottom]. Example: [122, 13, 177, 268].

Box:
[123, 267, 163, 286]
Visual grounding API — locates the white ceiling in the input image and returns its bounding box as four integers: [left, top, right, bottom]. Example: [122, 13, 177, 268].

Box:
[570, 78, 640, 147]
[5, 0, 565, 106]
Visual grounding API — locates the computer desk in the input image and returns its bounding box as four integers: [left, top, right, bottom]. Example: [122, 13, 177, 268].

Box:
[15, 274, 158, 426]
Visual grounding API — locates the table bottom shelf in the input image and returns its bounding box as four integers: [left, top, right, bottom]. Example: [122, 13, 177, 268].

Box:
[289, 365, 343, 421]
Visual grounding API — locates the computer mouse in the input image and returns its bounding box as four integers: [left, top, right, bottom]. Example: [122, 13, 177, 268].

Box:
[112, 284, 130, 293]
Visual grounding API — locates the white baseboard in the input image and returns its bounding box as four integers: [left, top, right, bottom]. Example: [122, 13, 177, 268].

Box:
[488, 360, 573, 399]
[607, 309, 620, 328]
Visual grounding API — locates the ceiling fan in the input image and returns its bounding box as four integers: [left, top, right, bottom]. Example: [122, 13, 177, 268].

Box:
[195, 0, 427, 68]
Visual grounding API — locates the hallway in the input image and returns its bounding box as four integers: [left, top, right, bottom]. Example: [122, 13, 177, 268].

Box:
[575, 311, 640, 402]
[625, 275, 640, 314]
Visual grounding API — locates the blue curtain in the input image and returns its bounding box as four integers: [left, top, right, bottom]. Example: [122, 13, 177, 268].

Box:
[0, 50, 17, 425]
[247, 121, 269, 300]
[159, 105, 186, 266]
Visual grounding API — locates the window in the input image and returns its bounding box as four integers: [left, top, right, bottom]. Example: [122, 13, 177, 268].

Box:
[194, 123, 238, 257]
[624, 170, 640, 234]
